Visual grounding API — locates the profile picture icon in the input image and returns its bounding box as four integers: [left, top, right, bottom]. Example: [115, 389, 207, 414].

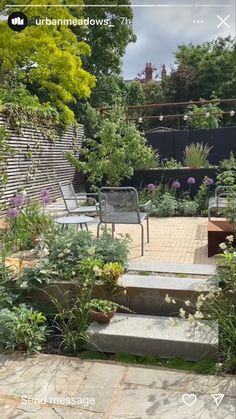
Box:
[8, 12, 28, 32]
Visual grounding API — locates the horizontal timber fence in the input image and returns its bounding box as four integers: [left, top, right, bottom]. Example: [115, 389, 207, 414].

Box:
[0, 113, 84, 205]
[145, 127, 236, 165]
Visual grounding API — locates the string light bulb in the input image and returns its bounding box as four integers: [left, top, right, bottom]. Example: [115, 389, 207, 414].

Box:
[183, 114, 188, 121]
[230, 110, 235, 117]
[138, 117, 143, 123]
[159, 114, 164, 121]
[205, 112, 210, 118]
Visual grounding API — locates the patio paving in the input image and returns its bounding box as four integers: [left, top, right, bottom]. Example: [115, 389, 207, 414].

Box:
[88, 216, 217, 265]
[0, 353, 235, 418]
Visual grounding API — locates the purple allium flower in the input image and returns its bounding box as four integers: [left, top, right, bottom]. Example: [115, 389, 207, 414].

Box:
[172, 181, 181, 189]
[146, 184, 156, 191]
[187, 177, 196, 185]
[205, 178, 214, 186]
[13, 194, 25, 207]
[41, 188, 51, 205]
[6, 207, 19, 218]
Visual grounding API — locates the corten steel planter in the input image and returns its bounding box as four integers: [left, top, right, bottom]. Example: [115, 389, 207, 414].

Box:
[88, 309, 116, 323]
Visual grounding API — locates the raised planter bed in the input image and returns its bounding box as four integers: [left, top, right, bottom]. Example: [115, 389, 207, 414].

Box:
[208, 220, 236, 257]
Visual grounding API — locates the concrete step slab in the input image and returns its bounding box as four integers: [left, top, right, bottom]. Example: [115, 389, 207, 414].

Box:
[128, 261, 216, 276]
[86, 313, 218, 361]
[114, 275, 218, 316]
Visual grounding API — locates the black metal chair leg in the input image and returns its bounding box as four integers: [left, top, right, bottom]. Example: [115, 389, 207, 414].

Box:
[140, 223, 144, 256]
[112, 223, 115, 239]
[147, 216, 150, 243]
[97, 223, 101, 239]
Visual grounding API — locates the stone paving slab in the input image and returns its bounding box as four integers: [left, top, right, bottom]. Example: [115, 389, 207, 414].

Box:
[0, 354, 235, 419]
[128, 261, 216, 275]
[87, 314, 218, 361]
[120, 274, 217, 290]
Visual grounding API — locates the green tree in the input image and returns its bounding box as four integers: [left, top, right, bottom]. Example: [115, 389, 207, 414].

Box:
[143, 81, 164, 104]
[126, 81, 145, 106]
[186, 103, 223, 129]
[65, 107, 157, 188]
[0, 0, 95, 124]
[164, 37, 236, 101]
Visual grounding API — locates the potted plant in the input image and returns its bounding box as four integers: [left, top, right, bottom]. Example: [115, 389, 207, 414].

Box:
[86, 299, 131, 324]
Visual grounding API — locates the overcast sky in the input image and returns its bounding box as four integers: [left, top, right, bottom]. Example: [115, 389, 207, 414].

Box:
[122, 0, 235, 79]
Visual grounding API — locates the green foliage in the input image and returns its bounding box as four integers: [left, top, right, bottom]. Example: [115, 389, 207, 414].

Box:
[153, 193, 178, 217]
[0, 1, 95, 124]
[51, 290, 91, 355]
[164, 37, 236, 102]
[216, 169, 236, 189]
[7, 198, 54, 251]
[194, 177, 212, 213]
[86, 299, 118, 314]
[112, 353, 218, 374]
[186, 104, 223, 129]
[179, 199, 199, 216]
[161, 158, 182, 169]
[66, 108, 157, 187]
[0, 127, 15, 203]
[219, 152, 236, 170]
[126, 81, 145, 106]
[0, 304, 48, 353]
[95, 231, 131, 266]
[183, 143, 212, 168]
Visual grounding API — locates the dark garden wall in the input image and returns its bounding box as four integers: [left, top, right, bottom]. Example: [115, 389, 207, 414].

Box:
[145, 127, 236, 165]
[125, 168, 219, 197]
[0, 113, 84, 204]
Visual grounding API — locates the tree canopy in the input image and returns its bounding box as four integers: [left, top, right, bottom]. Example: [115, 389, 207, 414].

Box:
[0, 0, 95, 124]
[164, 37, 236, 102]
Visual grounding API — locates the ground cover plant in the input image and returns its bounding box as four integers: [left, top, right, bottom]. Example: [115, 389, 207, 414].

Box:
[165, 236, 236, 373]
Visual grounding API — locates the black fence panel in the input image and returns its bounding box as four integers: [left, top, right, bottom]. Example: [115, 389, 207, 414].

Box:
[123, 168, 219, 197]
[145, 127, 236, 165]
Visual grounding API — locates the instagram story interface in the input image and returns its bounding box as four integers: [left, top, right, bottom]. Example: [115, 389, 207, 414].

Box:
[0, 1, 236, 419]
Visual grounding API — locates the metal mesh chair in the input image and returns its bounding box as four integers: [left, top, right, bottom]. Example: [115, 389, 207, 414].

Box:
[59, 181, 98, 215]
[97, 187, 151, 256]
[208, 186, 236, 220]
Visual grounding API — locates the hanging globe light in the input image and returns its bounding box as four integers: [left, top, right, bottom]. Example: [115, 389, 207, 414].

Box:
[230, 110, 235, 117]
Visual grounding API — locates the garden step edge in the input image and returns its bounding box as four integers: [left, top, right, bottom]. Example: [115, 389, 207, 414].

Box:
[86, 313, 218, 361]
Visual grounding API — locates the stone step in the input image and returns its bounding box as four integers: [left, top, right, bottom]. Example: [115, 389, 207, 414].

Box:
[86, 313, 218, 361]
[128, 261, 216, 276]
[113, 274, 218, 316]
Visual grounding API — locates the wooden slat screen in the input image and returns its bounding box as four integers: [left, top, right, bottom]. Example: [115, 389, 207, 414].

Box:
[0, 113, 84, 205]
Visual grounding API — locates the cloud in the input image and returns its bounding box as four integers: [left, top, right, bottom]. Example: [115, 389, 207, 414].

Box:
[123, 1, 235, 79]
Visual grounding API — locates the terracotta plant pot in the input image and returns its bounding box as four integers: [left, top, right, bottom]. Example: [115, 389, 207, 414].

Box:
[89, 309, 116, 324]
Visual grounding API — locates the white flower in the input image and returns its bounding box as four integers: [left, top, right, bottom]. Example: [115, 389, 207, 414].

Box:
[184, 300, 191, 307]
[71, 271, 76, 276]
[93, 266, 102, 276]
[219, 242, 227, 250]
[165, 294, 172, 304]
[196, 300, 203, 310]
[198, 293, 206, 301]
[88, 247, 96, 255]
[179, 308, 186, 318]
[172, 299, 176, 304]
[123, 288, 127, 295]
[20, 281, 28, 288]
[41, 247, 49, 257]
[58, 253, 64, 258]
[226, 235, 234, 243]
[168, 317, 178, 326]
[194, 311, 204, 319]
[188, 314, 196, 324]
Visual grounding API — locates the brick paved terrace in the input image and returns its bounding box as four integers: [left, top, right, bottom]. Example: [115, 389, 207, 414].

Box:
[88, 217, 217, 265]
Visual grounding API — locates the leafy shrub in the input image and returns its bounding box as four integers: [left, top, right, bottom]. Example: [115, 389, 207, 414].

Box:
[0, 304, 48, 353]
[179, 199, 199, 216]
[186, 104, 223, 129]
[183, 143, 212, 168]
[95, 231, 130, 266]
[153, 193, 178, 217]
[6, 193, 54, 250]
[220, 152, 236, 170]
